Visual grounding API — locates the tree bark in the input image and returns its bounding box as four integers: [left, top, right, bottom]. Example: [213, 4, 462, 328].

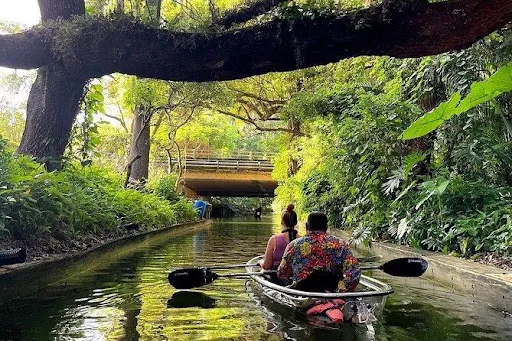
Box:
[38, 0, 85, 21]
[124, 0, 163, 181]
[287, 118, 301, 176]
[17, 0, 87, 169]
[18, 65, 86, 169]
[128, 107, 151, 182]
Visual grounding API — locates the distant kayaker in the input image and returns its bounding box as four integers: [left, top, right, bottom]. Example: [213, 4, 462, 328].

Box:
[286, 203, 298, 228]
[259, 211, 299, 270]
[253, 206, 262, 220]
[277, 211, 360, 292]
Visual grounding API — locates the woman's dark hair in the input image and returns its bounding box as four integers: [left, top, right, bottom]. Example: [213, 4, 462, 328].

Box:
[285, 204, 298, 227]
[281, 211, 296, 229]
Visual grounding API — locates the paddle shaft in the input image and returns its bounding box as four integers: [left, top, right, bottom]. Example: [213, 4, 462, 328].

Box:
[360, 264, 382, 270]
[168, 257, 428, 289]
[218, 270, 276, 277]
[214, 259, 426, 278]
[214, 264, 380, 277]
[203, 256, 379, 271]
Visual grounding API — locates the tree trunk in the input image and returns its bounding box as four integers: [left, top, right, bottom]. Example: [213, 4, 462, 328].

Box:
[117, 0, 124, 12]
[287, 118, 301, 176]
[128, 107, 151, 182]
[18, 65, 86, 170]
[38, 0, 85, 21]
[16, 0, 86, 169]
[146, 0, 162, 22]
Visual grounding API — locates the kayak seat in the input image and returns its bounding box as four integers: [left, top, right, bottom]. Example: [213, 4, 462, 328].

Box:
[294, 270, 340, 292]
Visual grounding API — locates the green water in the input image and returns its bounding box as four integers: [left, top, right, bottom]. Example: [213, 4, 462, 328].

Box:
[0, 218, 510, 340]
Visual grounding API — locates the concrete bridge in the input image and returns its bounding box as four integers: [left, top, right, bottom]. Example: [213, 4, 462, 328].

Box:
[169, 150, 278, 198]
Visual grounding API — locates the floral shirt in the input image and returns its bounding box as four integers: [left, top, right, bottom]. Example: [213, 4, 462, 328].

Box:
[277, 231, 361, 292]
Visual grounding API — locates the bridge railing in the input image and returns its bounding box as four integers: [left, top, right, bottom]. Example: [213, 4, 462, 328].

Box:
[180, 158, 274, 171]
[171, 150, 277, 161]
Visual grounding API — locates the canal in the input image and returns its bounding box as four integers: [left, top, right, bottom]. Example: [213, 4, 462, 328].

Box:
[0, 218, 510, 340]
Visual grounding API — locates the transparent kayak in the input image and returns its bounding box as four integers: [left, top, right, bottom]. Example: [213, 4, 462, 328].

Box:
[246, 256, 393, 324]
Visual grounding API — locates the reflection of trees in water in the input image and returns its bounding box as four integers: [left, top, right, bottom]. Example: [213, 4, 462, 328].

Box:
[197, 220, 275, 263]
[380, 298, 500, 341]
[192, 231, 207, 254]
[0, 230, 196, 339]
[134, 223, 273, 340]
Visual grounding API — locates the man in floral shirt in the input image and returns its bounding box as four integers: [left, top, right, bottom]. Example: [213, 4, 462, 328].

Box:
[277, 212, 361, 292]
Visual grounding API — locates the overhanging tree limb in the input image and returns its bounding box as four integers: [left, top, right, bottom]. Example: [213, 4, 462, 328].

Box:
[1, 0, 512, 82]
[0, 31, 52, 69]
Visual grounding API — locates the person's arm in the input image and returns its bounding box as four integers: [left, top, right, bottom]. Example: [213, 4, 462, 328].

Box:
[259, 236, 275, 270]
[277, 243, 295, 281]
[338, 245, 361, 292]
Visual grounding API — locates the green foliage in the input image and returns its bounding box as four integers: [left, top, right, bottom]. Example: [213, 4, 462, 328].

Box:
[387, 177, 512, 257]
[280, 0, 368, 19]
[402, 62, 512, 139]
[68, 82, 106, 165]
[0, 139, 196, 245]
[175, 113, 242, 153]
[151, 175, 181, 204]
[275, 41, 512, 258]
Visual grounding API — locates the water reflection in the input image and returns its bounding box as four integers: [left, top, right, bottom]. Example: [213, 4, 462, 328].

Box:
[0, 217, 509, 340]
[167, 291, 216, 309]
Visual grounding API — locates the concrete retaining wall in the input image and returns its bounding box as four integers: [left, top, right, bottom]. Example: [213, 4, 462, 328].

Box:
[331, 229, 511, 313]
[0, 220, 212, 304]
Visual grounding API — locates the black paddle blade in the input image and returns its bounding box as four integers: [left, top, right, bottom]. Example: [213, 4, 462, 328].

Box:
[168, 268, 218, 289]
[380, 258, 428, 277]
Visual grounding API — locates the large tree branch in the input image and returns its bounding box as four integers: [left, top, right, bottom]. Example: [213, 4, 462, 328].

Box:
[1, 0, 512, 82]
[0, 31, 52, 69]
[103, 112, 129, 133]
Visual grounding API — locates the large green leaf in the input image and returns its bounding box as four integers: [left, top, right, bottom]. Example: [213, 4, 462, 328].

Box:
[402, 61, 512, 140]
[457, 62, 512, 112]
[401, 92, 461, 140]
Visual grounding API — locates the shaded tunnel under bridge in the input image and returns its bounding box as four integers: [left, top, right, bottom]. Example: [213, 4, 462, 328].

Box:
[161, 150, 278, 197]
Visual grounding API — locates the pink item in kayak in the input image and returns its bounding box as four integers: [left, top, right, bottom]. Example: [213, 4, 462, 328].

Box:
[306, 299, 345, 323]
[325, 308, 344, 323]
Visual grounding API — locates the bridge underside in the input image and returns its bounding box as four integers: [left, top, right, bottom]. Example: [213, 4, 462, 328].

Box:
[179, 171, 277, 197]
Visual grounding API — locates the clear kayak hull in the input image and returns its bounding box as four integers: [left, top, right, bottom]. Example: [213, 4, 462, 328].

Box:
[245, 256, 393, 324]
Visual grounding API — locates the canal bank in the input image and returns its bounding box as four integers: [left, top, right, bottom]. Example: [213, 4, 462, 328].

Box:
[331, 229, 512, 315]
[0, 220, 212, 304]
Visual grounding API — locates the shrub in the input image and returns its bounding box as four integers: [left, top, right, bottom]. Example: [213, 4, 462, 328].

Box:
[0, 139, 197, 246]
[151, 175, 181, 204]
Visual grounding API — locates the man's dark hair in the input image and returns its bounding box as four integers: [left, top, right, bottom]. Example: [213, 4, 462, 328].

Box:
[306, 212, 328, 231]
